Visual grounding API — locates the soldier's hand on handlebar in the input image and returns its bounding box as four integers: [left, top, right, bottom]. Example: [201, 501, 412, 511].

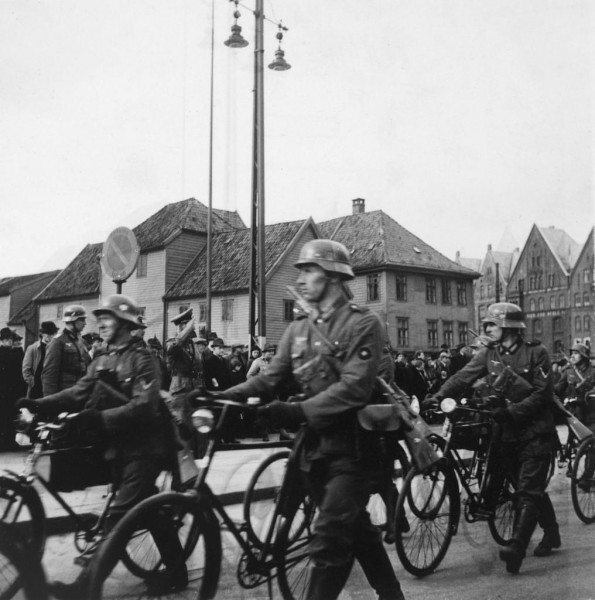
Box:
[258, 400, 305, 428]
[75, 409, 105, 433]
[16, 398, 40, 412]
[421, 396, 439, 411]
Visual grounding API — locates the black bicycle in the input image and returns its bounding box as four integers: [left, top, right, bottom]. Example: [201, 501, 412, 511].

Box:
[394, 397, 515, 576]
[87, 397, 316, 600]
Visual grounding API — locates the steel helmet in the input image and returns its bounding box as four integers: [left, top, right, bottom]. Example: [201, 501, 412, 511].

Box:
[294, 239, 354, 280]
[63, 304, 87, 322]
[481, 302, 526, 329]
[571, 342, 591, 360]
[93, 294, 140, 326]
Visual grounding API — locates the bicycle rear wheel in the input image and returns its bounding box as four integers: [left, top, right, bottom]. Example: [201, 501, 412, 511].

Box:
[394, 460, 458, 577]
[275, 495, 317, 600]
[571, 437, 595, 524]
[0, 477, 45, 559]
[243, 450, 291, 547]
[88, 491, 221, 600]
[488, 478, 515, 545]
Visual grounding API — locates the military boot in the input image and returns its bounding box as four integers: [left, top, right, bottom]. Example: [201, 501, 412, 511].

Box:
[534, 494, 561, 557]
[305, 564, 352, 600]
[355, 539, 405, 600]
[499, 501, 538, 574]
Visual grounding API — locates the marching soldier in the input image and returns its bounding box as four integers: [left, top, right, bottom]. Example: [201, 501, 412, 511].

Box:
[212, 239, 405, 600]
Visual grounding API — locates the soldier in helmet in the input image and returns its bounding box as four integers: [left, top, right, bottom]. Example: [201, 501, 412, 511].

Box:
[18, 294, 186, 597]
[210, 239, 405, 600]
[42, 304, 91, 395]
[425, 301, 559, 572]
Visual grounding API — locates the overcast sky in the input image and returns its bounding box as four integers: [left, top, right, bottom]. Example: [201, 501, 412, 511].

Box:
[1, 0, 593, 277]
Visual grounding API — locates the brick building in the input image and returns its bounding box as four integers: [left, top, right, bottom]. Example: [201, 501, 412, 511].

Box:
[568, 227, 594, 350]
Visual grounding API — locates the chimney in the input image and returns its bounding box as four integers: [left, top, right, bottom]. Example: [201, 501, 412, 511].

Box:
[455, 250, 460, 262]
[488, 244, 492, 251]
[352, 198, 365, 215]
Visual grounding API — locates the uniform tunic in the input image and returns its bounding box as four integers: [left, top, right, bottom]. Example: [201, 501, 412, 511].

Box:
[42, 328, 90, 395]
[555, 362, 595, 429]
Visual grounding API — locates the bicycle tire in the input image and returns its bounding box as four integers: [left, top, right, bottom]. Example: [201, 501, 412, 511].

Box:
[571, 437, 595, 524]
[87, 491, 221, 600]
[488, 478, 515, 545]
[243, 450, 291, 548]
[275, 494, 317, 600]
[0, 476, 46, 559]
[367, 443, 410, 542]
[0, 523, 48, 600]
[394, 460, 458, 577]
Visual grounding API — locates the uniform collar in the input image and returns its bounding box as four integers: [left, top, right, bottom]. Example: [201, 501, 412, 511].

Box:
[497, 339, 522, 355]
[313, 294, 349, 323]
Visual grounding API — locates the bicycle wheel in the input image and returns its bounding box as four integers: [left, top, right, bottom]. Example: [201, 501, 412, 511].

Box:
[275, 494, 317, 600]
[367, 443, 410, 542]
[88, 491, 221, 600]
[0, 477, 46, 559]
[571, 437, 595, 524]
[0, 523, 48, 600]
[488, 478, 515, 545]
[243, 450, 291, 547]
[394, 460, 458, 577]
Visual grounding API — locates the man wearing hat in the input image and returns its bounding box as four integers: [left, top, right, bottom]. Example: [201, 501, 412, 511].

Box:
[22, 321, 58, 400]
[42, 304, 91, 395]
[165, 307, 201, 399]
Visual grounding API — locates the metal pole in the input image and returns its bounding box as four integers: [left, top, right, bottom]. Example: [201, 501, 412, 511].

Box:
[206, 0, 215, 338]
[495, 262, 500, 302]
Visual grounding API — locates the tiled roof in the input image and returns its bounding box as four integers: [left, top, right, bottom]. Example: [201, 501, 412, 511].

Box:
[539, 226, 581, 273]
[318, 210, 478, 277]
[0, 272, 60, 297]
[133, 198, 246, 251]
[166, 220, 307, 298]
[35, 244, 103, 301]
[459, 257, 482, 272]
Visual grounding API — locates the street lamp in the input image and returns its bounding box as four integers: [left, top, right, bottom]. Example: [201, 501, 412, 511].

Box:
[224, 0, 291, 351]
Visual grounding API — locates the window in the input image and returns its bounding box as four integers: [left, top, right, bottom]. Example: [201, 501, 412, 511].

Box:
[529, 299, 536, 312]
[529, 276, 536, 290]
[553, 316, 562, 332]
[584, 292, 591, 306]
[538, 297, 544, 310]
[479, 285, 484, 299]
[559, 295, 566, 308]
[198, 303, 207, 322]
[547, 273, 555, 288]
[441, 279, 452, 305]
[487, 284, 493, 297]
[137, 254, 147, 278]
[284, 299, 295, 321]
[456, 281, 467, 306]
[397, 318, 409, 347]
[367, 274, 380, 301]
[575, 293, 582, 307]
[518, 278, 525, 293]
[478, 305, 486, 320]
[533, 319, 542, 336]
[550, 296, 556, 309]
[443, 321, 454, 348]
[222, 299, 234, 321]
[585, 269, 591, 284]
[427, 320, 438, 348]
[56, 304, 63, 320]
[585, 316, 591, 332]
[458, 322, 468, 344]
[395, 275, 407, 302]
[575, 316, 582, 332]
[426, 278, 437, 304]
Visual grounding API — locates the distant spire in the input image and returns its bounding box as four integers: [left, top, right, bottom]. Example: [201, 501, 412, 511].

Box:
[496, 227, 519, 253]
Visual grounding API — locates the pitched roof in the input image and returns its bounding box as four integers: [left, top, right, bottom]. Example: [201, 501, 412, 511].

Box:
[35, 244, 103, 301]
[318, 210, 478, 277]
[0, 272, 60, 297]
[166, 220, 308, 298]
[539, 226, 581, 274]
[133, 198, 246, 251]
[490, 250, 519, 281]
[458, 257, 482, 272]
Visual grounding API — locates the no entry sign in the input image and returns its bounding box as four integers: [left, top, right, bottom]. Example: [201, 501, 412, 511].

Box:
[101, 227, 140, 282]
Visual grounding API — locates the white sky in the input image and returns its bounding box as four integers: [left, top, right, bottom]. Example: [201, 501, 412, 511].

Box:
[1, 0, 593, 277]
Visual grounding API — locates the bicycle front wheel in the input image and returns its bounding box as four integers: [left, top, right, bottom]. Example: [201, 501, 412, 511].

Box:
[243, 450, 291, 548]
[571, 437, 595, 524]
[88, 491, 221, 600]
[0, 477, 46, 559]
[488, 478, 515, 545]
[275, 494, 317, 600]
[394, 460, 458, 577]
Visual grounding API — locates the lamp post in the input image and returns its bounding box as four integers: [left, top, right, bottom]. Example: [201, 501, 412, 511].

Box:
[224, 0, 290, 351]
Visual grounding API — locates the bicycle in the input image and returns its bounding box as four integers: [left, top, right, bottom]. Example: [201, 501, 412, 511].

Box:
[87, 397, 316, 600]
[394, 397, 516, 577]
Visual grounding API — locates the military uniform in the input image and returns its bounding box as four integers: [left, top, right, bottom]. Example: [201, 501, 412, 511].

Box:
[554, 362, 595, 429]
[225, 294, 404, 599]
[42, 328, 90, 395]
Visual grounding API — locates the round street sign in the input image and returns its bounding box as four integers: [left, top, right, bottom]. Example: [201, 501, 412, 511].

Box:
[101, 227, 140, 282]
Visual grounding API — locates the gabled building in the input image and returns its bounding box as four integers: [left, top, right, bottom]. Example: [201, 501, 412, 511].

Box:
[318, 199, 479, 353]
[1, 271, 61, 345]
[507, 225, 581, 354]
[35, 243, 103, 335]
[164, 218, 318, 345]
[100, 198, 246, 341]
[568, 227, 594, 349]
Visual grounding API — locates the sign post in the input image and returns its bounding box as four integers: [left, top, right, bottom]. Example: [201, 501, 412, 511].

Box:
[100, 227, 140, 293]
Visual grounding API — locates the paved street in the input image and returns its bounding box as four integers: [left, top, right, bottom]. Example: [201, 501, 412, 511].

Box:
[3, 436, 595, 600]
